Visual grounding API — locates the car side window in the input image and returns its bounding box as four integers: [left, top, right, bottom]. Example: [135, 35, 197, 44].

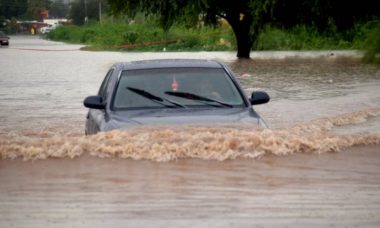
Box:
[98, 69, 114, 101]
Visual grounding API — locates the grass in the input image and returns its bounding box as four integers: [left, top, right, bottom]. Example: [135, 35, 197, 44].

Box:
[359, 21, 380, 64]
[255, 25, 352, 50]
[46, 19, 380, 63]
[46, 21, 236, 51]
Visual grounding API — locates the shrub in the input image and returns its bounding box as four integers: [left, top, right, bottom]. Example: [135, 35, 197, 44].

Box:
[361, 21, 380, 64]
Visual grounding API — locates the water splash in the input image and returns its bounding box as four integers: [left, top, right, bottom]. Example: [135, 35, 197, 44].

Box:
[1, 108, 379, 161]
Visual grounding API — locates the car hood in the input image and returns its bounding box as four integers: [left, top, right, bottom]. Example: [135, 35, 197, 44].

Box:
[103, 108, 264, 131]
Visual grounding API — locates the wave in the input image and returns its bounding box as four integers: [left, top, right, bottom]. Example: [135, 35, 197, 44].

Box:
[1, 108, 379, 161]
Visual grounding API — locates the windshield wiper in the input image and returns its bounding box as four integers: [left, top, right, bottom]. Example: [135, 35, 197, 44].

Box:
[127, 87, 185, 108]
[165, 91, 233, 108]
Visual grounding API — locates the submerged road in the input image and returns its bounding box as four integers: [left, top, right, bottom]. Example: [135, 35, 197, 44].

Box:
[1, 146, 380, 228]
[0, 36, 380, 227]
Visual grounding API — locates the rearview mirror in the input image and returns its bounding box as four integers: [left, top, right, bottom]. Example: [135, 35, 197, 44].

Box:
[83, 96, 105, 109]
[250, 91, 270, 105]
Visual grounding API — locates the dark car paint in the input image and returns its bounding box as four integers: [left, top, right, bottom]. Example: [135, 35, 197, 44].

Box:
[0, 31, 9, 46]
[84, 59, 269, 135]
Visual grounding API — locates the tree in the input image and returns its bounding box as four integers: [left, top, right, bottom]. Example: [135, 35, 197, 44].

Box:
[198, 0, 275, 58]
[26, 0, 51, 20]
[107, 0, 275, 58]
[107, 0, 380, 58]
[49, 0, 69, 18]
[28, 0, 51, 19]
[272, 0, 380, 31]
[0, 0, 28, 19]
[70, 0, 109, 25]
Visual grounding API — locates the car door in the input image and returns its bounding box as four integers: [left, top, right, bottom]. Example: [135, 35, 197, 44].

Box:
[86, 68, 114, 134]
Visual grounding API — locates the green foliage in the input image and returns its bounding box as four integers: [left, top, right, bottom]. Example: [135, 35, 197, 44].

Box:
[255, 25, 352, 50]
[254, 20, 380, 65]
[0, 0, 28, 19]
[105, 0, 380, 58]
[106, 0, 279, 57]
[49, 0, 69, 18]
[69, 0, 108, 25]
[26, 0, 51, 20]
[0, 16, 5, 28]
[108, 0, 188, 32]
[2, 0, 380, 58]
[2, 18, 18, 34]
[271, 0, 379, 32]
[81, 28, 96, 43]
[123, 31, 138, 43]
[46, 25, 82, 42]
[46, 15, 379, 65]
[46, 21, 235, 51]
[360, 21, 380, 64]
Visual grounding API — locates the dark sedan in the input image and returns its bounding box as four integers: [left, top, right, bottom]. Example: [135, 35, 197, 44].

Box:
[83, 59, 270, 135]
[0, 31, 9, 46]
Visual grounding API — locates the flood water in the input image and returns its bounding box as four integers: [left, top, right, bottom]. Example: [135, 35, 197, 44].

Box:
[0, 36, 380, 227]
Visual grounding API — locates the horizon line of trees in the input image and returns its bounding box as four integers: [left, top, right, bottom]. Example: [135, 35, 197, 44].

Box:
[0, 0, 105, 24]
[107, 0, 379, 58]
[1, 0, 379, 58]
[2, 0, 378, 29]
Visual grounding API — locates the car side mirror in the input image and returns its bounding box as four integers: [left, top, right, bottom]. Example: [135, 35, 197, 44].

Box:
[83, 96, 105, 109]
[250, 91, 270, 105]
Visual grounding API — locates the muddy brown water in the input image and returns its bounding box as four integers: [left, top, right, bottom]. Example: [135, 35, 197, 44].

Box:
[0, 36, 379, 227]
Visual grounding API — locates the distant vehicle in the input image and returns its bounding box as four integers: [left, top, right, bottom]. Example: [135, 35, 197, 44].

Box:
[0, 31, 9, 46]
[40, 24, 59, 34]
[83, 59, 270, 135]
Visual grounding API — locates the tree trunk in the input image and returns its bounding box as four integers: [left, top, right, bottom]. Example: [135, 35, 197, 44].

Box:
[235, 28, 252, 58]
[227, 14, 253, 59]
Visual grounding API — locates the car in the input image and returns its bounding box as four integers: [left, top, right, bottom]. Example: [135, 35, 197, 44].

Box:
[40, 24, 59, 34]
[0, 31, 9, 46]
[83, 59, 270, 135]
[40, 25, 53, 34]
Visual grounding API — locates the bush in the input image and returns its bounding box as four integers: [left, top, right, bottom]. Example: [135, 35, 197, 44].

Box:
[255, 25, 353, 50]
[46, 21, 236, 51]
[45, 18, 380, 61]
[361, 21, 380, 64]
[123, 31, 138, 43]
[81, 29, 96, 43]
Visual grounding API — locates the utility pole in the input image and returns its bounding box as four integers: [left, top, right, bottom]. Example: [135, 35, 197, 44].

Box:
[84, 0, 88, 24]
[99, 0, 102, 25]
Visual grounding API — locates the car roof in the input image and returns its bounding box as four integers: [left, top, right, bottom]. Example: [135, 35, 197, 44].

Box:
[116, 59, 224, 71]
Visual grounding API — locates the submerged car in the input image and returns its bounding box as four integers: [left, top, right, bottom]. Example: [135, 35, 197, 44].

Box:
[83, 59, 270, 135]
[0, 31, 9, 46]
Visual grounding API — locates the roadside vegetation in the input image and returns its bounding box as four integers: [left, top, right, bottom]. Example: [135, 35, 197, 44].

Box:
[361, 21, 380, 64]
[46, 19, 380, 56]
[1, 0, 379, 62]
[46, 19, 236, 51]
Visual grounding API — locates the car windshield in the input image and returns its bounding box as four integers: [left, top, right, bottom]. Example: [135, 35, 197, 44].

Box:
[112, 67, 246, 110]
[0, 31, 5, 37]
